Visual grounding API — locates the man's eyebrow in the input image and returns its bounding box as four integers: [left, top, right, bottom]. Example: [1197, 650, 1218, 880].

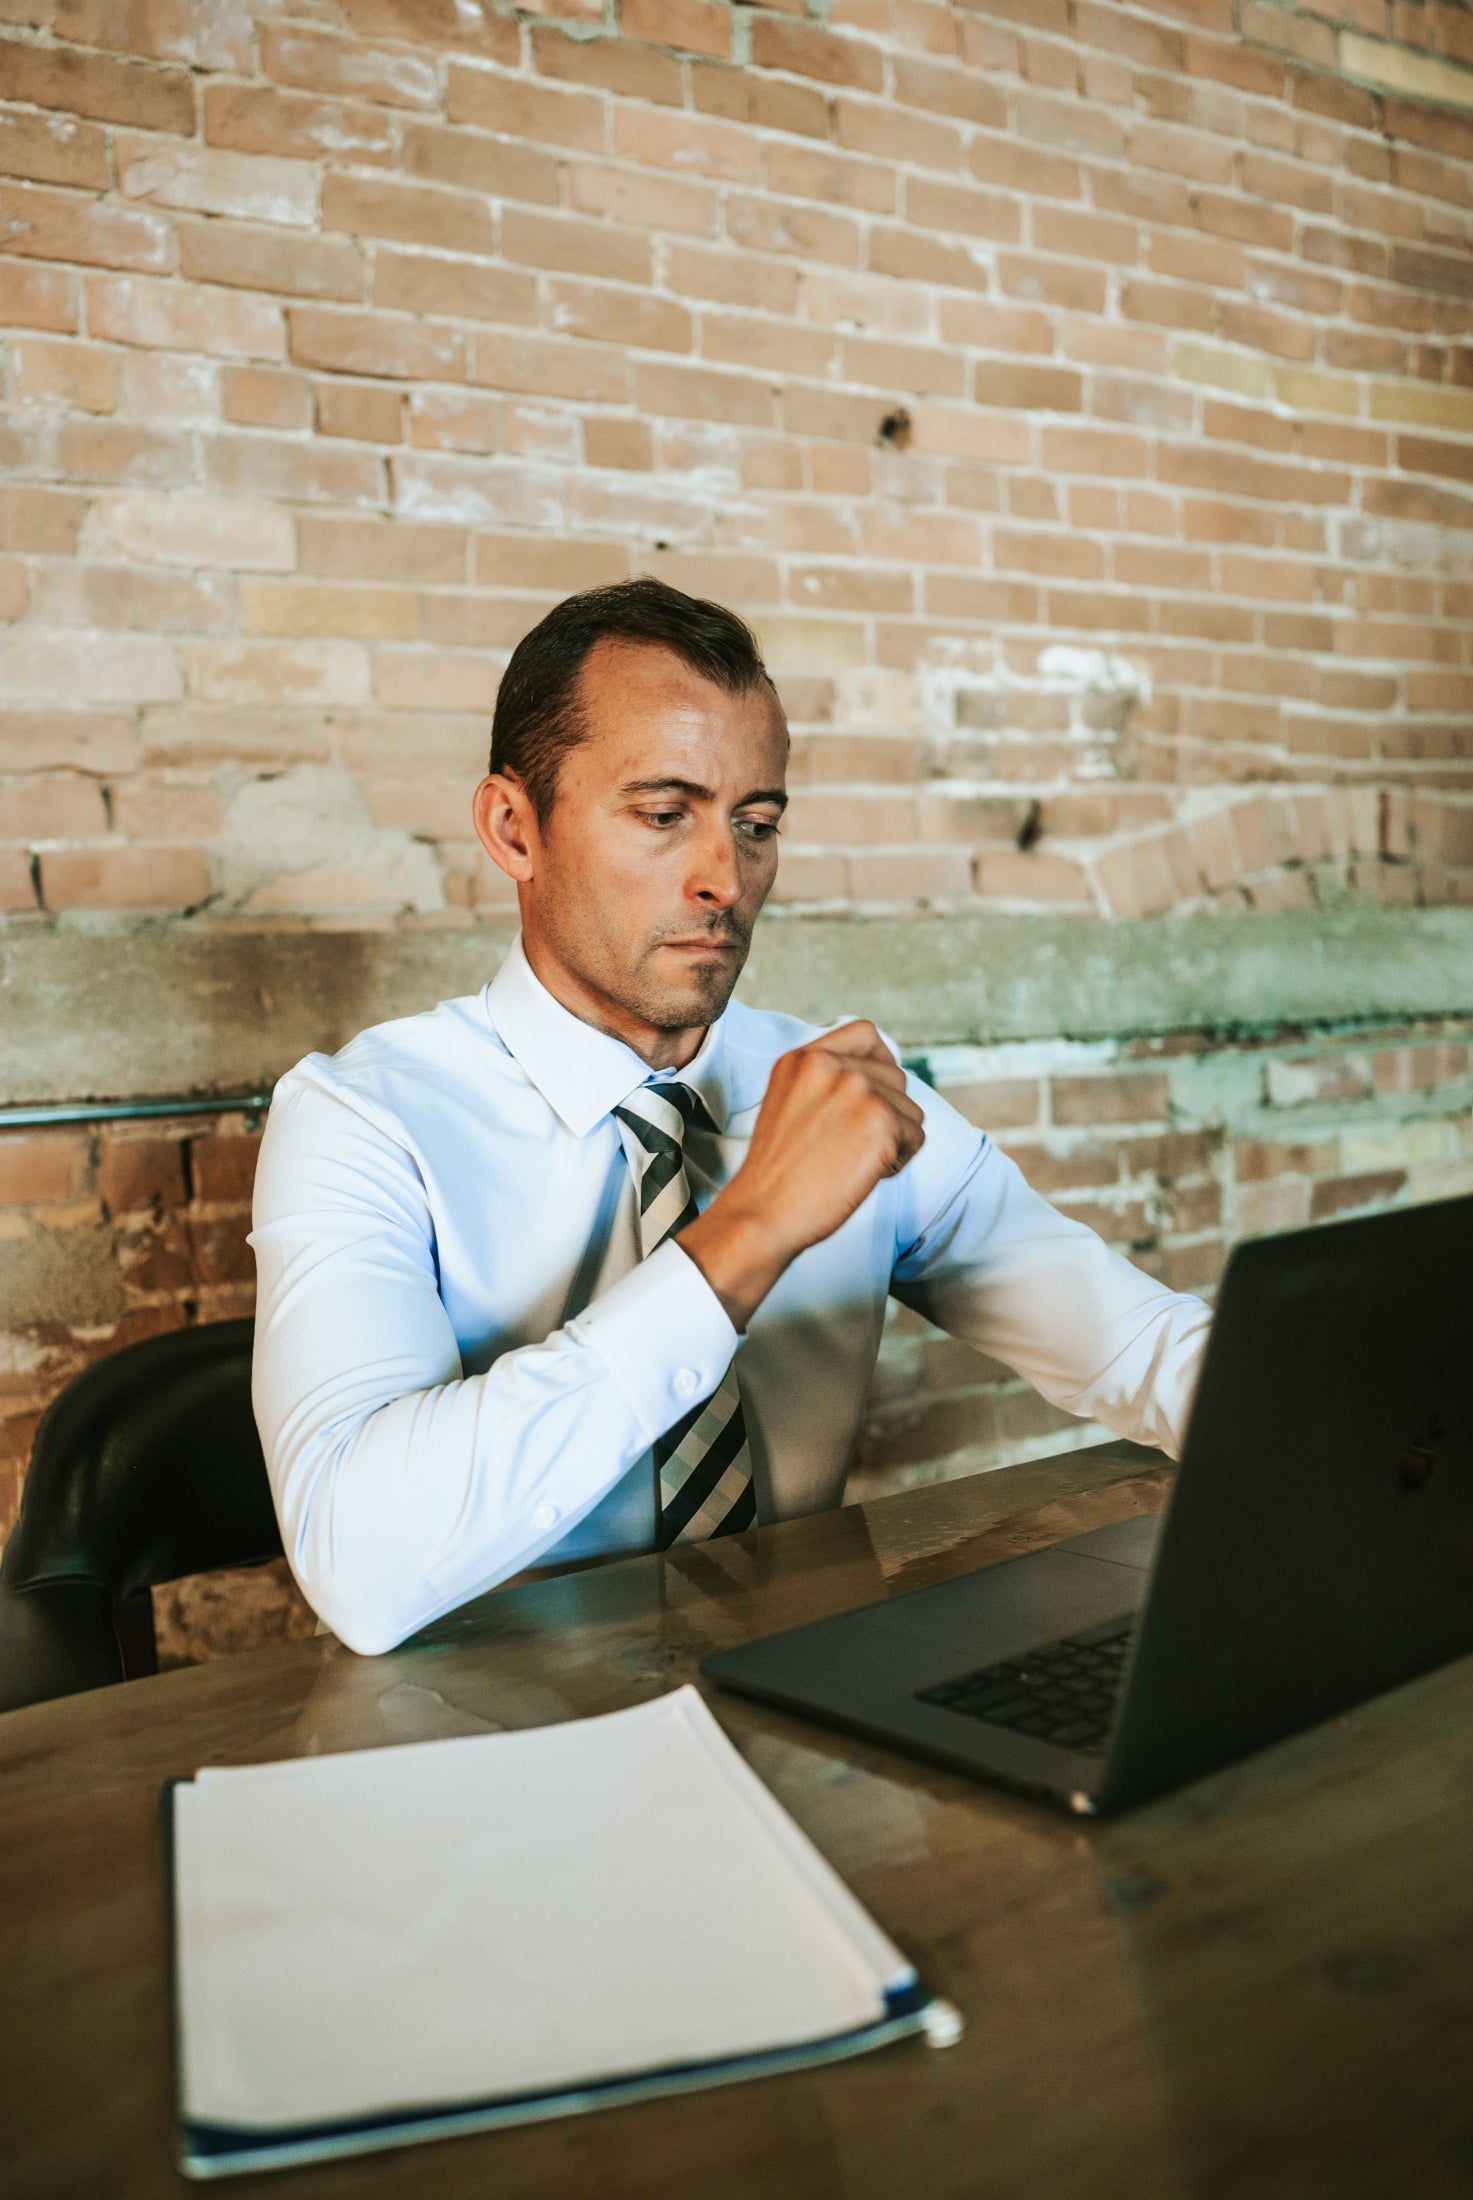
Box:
[619, 776, 788, 810]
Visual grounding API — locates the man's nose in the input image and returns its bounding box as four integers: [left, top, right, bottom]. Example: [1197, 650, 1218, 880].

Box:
[689, 821, 742, 907]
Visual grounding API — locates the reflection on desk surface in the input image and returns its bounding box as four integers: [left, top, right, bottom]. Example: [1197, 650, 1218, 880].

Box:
[3, 1442, 1472, 2200]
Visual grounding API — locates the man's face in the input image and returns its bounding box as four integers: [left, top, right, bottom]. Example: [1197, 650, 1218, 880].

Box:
[475, 637, 788, 1061]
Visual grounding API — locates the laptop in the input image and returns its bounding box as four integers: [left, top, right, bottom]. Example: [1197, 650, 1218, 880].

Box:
[702, 1195, 1473, 1815]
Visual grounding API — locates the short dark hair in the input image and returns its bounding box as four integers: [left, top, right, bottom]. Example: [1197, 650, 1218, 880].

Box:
[489, 576, 776, 824]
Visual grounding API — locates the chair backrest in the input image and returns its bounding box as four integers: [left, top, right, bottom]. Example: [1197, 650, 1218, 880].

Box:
[2, 1319, 282, 1603]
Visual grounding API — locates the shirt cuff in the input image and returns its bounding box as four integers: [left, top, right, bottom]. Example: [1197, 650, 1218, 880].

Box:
[569, 1239, 739, 1443]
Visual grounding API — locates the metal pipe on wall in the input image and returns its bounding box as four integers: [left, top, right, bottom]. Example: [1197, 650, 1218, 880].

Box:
[0, 1095, 272, 1132]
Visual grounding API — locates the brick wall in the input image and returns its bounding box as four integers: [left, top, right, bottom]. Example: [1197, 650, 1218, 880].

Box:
[0, 0, 1471, 921]
[0, 1109, 259, 1536]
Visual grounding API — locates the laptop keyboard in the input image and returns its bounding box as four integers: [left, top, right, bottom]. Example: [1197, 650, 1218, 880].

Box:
[915, 1613, 1137, 1754]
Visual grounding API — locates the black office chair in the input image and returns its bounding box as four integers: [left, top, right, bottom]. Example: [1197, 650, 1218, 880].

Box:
[0, 1319, 284, 1715]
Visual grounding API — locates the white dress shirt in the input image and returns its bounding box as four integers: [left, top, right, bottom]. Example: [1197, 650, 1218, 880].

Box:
[250, 937, 1211, 1655]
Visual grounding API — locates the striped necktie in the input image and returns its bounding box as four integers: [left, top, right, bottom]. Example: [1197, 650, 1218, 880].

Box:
[612, 1082, 757, 1548]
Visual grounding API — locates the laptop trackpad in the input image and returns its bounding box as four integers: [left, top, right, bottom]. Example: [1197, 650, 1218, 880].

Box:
[1059, 1510, 1162, 1573]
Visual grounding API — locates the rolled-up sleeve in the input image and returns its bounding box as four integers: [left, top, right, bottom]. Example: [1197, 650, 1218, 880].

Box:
[890, 1085, 1211, 1459]
[249, 1074, 737, 1656]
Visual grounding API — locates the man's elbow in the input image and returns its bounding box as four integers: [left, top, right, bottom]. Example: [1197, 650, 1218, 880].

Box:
[297, 1560, 426, 1657]
[318, 1599, 415, 1658]
[284, 1507, 431, 1658]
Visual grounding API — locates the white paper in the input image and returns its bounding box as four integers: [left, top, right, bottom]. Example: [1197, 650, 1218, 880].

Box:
[174, 1686, 913, 2133]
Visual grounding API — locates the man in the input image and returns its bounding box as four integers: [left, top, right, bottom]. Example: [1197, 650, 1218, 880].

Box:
[251, 579, 1210, 1656]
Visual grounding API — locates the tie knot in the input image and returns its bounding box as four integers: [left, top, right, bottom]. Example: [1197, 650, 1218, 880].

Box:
[613, 1081, 716, 1153]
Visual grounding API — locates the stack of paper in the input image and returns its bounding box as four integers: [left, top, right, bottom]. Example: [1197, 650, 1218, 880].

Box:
[169, 1686, 945, 2178]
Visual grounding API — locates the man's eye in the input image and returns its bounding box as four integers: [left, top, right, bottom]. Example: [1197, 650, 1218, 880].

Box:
[640, 809, 683, 828]
[738, 817, 781, 841]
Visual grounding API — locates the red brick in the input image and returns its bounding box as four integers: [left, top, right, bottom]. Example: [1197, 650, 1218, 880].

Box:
[446, 63, 604, 153]
[972, 362, 1086, 415]
[706, 309, 830, 377]
[10, 335, 115, 414]
[0, 1133, 82, 1204]
[1015, 87, 1125, 160]
[321, 173, 497, 258]
[564, 156, 719, 241]
[179, 222, 366, 305]
[726, 191, 861, 267]
[317, 381, 404, 445]
[994, 529, 1105, 579]
[634, 358, 774, 427]
[0, 707, 134, 772]
[97, 1136, 187, 1215]
[0, 260, 76, 333]
[691, 61, 828, 137]
[0, 36, 195, 133]
[203, 82, 397, 166]
[212, 363, 309, 426]
[843, 333, 965, 399]
[1309, 1170, 1407, 1221]
[289, 305, 465, 383]
[1373, 1042, 1469, 1093]
[579, 416, 648, 474]
[470, 310, 628, 399]
[39, 845, 210, 911]
[501, 207, 653, 287]
[835, 93, 961, 173]
[400, 123, 556, 204]
[0, 774, 108, 838]
[942, 1079, 1042, 1130]
[1052, 1073, 1171, 1126]
[186, 1214, 256, 1288]
[846, 848, 971, 902]
[894, 51, 1007, 128]
[372, 251, 537, 331]
[0, 104, 108, 189]
[905, 172, 1021, 242]
[751, 15, 884, 92]
[258, 22, 441, 108]
[53, 0, 252, 69]
[101, 286, 273, 376]
[998, 252, 1108, 312]
[1234, 1136, 1338, 1182]
[620, 0, 731, 57]
[532, 24, 683, 104]
[766, 140, 895, 215]
[974, 848, 1093, 901]
[0, 182, 170, 273]
[1263, 1053, 1374, 1107]
[188, 1132, 262, 1204]
[1123, 1128, 1222, 1181]
[1002, 1140, 1123, 1194]
[406, 388, 497, 455]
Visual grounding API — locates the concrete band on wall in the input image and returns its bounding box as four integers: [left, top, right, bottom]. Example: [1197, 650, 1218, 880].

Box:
[3, 905, 1472, 1106]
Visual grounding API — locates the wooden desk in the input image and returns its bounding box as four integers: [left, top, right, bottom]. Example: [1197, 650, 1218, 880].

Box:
[5, 1444, 1472, 2200]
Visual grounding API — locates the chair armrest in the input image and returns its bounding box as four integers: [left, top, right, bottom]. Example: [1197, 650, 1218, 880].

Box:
[0, 1580, 124, 1714]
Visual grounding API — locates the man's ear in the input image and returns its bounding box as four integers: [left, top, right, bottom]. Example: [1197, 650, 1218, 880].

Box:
[472, 772, 539, 883]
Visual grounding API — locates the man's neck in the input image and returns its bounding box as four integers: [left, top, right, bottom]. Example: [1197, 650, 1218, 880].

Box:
[519, 934, 708, 1071]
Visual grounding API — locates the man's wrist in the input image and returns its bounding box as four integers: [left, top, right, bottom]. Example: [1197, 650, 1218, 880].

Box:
[678, 1200, 793, 1332]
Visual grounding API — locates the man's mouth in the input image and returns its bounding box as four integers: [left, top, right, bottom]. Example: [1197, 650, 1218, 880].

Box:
[656, 927, 748, 956]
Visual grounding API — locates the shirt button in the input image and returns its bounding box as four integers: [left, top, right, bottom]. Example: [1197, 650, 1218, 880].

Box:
[672, 1367, 700, 1399]
[532, 1502, 559, 1533]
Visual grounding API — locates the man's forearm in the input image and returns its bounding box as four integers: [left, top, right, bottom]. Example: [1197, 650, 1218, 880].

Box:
[678, 1200, 792, 1331]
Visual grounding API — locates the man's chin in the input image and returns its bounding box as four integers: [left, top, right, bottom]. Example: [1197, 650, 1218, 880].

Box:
[644, 945, 746, 1028]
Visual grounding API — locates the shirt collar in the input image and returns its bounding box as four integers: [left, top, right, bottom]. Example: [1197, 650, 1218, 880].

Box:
[484, 935, 732, 1138]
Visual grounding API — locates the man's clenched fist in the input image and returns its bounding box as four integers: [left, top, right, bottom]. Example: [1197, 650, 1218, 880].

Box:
[679, 1022, 925, 1329]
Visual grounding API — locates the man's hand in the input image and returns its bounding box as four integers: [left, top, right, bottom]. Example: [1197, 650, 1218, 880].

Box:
[678, 1021, 925, 1330]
